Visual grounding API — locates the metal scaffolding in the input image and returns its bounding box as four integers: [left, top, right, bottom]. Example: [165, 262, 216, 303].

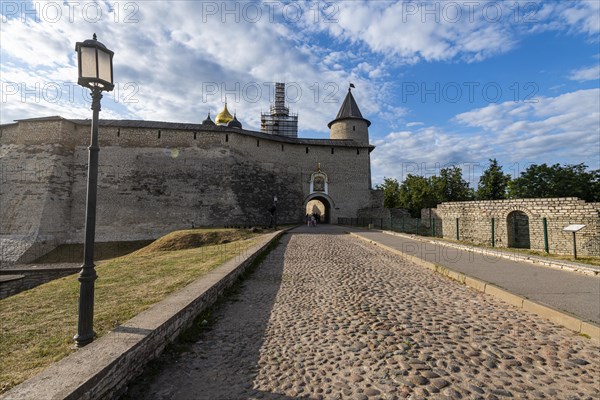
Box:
[261, 82, 298, 138]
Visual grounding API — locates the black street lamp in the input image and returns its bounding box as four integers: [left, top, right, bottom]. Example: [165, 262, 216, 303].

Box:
[273, 196, 278, 229]
[74, 33, 114, 347]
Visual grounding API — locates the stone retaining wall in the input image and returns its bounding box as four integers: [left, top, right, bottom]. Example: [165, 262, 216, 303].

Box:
[0, 266, 80, 299]
[435, 198, 600, 256]
[0, 275, 25, 299]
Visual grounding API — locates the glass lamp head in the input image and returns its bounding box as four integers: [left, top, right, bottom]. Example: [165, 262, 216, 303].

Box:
[75, 34, 114, 91]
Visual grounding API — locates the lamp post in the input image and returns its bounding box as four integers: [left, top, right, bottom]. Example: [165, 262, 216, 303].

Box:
[273, 196, 278, 229]
[74, 34, 114, 347]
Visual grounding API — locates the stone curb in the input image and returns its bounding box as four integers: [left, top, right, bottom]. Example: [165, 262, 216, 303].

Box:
[0, 274, 25, 282]
[348, 232, 600, 344]
[380, 229, 600, 276]
[1, 229, 290, 400]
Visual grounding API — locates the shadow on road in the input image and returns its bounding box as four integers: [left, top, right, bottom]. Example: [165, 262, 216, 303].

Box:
[121, 233, 311, 400]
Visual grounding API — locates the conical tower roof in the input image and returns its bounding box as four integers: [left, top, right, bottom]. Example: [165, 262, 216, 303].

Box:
[327, 87, 371, 128]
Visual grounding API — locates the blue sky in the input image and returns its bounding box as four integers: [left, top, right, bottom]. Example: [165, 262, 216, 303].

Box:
[1, 0, 599, 186]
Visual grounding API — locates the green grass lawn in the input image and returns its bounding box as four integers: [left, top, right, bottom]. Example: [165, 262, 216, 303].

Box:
[0, 229, 262, 394]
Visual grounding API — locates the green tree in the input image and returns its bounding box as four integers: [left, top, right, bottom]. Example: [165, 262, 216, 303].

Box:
[508, 163, 553, 198]
[476, 159, 511, 200]
[398, 174, 437, 217]
[431, 166, 474, 203]
[375, 177, 402, 208]
[509, 163, 600, 201]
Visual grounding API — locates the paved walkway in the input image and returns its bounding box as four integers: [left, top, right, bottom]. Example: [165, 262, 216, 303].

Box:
[348, 228, 600, 325]
[124, 226, 599, 399]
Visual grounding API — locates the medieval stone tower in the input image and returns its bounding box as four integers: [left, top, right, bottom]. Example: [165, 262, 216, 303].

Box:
[328, 86, 371, 144]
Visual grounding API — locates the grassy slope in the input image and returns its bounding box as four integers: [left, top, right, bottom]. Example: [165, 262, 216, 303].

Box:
[0, 229, 260, 393]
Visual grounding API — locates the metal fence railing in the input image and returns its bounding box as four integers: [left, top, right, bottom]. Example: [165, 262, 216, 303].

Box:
[337, 216, 444, 238]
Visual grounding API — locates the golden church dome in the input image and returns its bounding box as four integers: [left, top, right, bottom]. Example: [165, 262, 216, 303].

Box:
[215, 102, 233, 125]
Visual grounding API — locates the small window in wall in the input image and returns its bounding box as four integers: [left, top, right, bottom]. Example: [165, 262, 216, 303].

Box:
[257, 139, 260, 147]
[225, 134, 229, 142]
[117, 128, 120, 137]
[331, 148, 334, 154]
[193, 131, 197, 140]
[158, 130, 161, 139]
[357, 148, 360, 155]
[306, 147, 309, 154]
[353, 125, 356, 131]
[281, 144, 284, 151]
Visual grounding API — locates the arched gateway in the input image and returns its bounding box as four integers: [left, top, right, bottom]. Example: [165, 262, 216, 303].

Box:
[304, 195, 332, 224]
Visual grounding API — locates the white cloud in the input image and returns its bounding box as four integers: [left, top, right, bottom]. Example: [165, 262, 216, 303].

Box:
[371, 126, 492, 185]
[528, 1, 600, 38]
[454, 88, 600, 164]
[299, 0, 600, 66]
[0, 2, 385, 133]
[568, 65, 600, 82]
[299, 1, 521, 63]
[558, 0, 600, 36]
[2, 1, 598, 129]
[0, 19, 71, 67]
[370, 88, 600, 185]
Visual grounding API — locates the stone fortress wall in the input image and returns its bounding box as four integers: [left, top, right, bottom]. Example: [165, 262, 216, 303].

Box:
[433, 198, 600, 256]
[0, 112, 375, 265]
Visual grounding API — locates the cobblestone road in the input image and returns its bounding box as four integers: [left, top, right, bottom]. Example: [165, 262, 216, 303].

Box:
[125, 227, 600, 399]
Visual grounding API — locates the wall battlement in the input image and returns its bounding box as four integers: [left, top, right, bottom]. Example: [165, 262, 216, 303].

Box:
[1, 116, 375, 149]
[1, 116, 375, 265]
